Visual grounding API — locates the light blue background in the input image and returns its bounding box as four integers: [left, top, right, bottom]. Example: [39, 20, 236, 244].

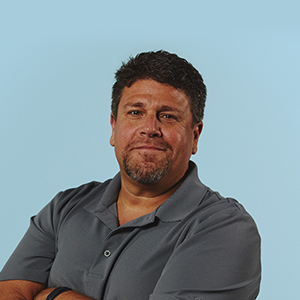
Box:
[1, 1, 299, 299]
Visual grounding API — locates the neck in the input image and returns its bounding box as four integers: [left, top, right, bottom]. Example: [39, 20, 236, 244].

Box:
[116, 173, 185, 225]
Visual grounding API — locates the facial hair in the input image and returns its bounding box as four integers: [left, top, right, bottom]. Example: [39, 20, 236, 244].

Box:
[122, 141, 173, 184]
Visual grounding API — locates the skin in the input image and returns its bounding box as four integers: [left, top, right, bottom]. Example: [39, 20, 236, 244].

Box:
[0, 281, 94, 299]
[0, 280, 45, 299]
[110, 79, 203, 225]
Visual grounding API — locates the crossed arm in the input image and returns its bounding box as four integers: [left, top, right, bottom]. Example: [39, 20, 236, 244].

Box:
[0, 280, 93, 300]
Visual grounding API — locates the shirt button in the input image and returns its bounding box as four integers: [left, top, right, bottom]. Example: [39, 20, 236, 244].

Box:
[104, 250, 111, 257]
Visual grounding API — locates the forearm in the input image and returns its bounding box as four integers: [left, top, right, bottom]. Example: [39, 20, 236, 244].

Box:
[0, 280, 46, 300]
[0, 291, 27, 300]
[34, 288, 95, 300]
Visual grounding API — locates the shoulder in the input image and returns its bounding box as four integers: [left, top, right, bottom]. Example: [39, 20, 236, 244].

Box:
[34, 179, 113, 228]
[183, 187, 260, 245]
[199, 187, 254, 219]
[50, 179, 111, 209]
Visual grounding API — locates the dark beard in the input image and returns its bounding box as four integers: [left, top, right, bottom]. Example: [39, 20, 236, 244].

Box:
[123, 153, 172, 184]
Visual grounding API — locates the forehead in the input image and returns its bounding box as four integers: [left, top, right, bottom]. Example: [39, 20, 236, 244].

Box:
[120, 79, 190, 109]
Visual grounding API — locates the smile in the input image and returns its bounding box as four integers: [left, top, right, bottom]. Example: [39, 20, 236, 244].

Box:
[132, 145, 167, 151]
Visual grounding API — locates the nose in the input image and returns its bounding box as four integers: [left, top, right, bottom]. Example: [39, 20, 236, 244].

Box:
[140, 114, 162, 138]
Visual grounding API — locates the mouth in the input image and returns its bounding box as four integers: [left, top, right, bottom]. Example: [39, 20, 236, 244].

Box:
[132, 145, 166, 151]
[126, 140, 172, 153]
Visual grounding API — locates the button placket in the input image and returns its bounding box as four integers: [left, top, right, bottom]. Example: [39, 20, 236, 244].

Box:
[101, 230, 117, 259]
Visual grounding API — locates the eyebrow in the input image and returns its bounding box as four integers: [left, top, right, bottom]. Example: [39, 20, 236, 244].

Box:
[159, 105, 181, 113]
[122, 102, 145, 109]
[122, 102, 181, 113]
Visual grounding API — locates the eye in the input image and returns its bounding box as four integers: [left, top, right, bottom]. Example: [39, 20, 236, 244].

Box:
[160, 114, 178, 121]
[128, 110, 142, 116]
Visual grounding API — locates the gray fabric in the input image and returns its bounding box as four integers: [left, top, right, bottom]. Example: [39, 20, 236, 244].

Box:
[0, 161, 261, 300]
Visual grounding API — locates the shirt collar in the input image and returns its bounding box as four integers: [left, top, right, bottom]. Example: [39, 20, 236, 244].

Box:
[155, 161, 208, 222]
[84, 161, 208, 226]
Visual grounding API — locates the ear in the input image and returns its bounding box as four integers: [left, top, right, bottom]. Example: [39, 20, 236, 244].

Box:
[192, 121, 203, 155]
[110, 113, 116, 147]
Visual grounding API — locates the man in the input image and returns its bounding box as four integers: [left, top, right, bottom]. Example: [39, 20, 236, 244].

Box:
[0, 50, 261, 300]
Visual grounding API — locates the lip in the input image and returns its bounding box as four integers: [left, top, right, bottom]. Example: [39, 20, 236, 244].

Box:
[132, 145, 166, 151]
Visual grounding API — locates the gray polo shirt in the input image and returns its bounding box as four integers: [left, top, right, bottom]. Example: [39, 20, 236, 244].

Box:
[0, 161, 261, 300]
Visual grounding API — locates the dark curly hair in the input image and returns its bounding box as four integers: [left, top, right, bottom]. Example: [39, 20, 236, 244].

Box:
[111, 50, 207, 125]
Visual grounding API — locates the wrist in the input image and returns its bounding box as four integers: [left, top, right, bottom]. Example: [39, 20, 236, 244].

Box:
[46, 287, 72, 300]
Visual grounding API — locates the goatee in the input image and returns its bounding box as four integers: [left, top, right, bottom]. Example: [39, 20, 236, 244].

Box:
[123, 153, 172, 184]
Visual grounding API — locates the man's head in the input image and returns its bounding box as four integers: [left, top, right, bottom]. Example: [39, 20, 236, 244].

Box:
[110, 50, 206, 187]
[111, 50, 206, 126]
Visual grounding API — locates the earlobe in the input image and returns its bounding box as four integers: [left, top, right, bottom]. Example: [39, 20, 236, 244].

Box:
[110, 113, 116, 147]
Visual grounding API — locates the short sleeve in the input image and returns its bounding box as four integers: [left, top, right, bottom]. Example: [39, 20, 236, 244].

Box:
[0, 191, 67, 283]
[150, 204, 261, 300]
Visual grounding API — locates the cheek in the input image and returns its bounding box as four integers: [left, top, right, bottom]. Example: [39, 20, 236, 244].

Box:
[169, 130, 194, 154]
[164, 130, 187, 149]
[114, 124, 136, 148]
